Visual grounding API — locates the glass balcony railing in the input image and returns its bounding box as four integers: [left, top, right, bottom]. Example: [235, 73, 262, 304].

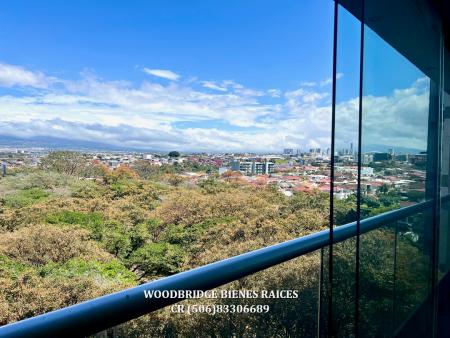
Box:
[0, 197, 442, 337]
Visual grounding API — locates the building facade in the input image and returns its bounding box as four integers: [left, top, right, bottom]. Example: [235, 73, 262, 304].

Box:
[231, 160, 275, 175]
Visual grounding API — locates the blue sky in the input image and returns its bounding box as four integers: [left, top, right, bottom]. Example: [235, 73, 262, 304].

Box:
[0, 1, 334, 89]
[0, 1, 430, 152]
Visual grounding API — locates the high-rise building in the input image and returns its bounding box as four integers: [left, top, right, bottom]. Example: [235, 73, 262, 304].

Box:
[283, 148, 294, 155]
[231, 160, 274, 175]
[372, 152, 392, 162]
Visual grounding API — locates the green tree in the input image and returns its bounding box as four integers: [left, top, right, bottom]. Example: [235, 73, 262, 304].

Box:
[129, 243, 184, 278]
[168, 151, 180, 158]
[40, 151, 85, 176]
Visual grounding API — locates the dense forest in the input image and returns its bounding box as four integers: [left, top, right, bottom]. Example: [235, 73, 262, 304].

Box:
[0, 152, 430, 337]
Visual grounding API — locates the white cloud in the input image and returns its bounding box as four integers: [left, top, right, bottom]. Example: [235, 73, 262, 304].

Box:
[300, 81, 316, 87]
[334, 77, 430, 151]
[267, 89, 281, 97]
[142, 68, 180, 81]
[234, 87, 264, 97]
[320, 78, 332, 86]
[0, 62, 429, 153]
[319, 72, 343, 86]
[0, 63, 51, 88]
[0, 63, 281, 133]
[202, 81, 227, 91]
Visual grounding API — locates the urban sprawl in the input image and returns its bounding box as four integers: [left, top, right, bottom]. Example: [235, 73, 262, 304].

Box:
[0, 145, 426, 204]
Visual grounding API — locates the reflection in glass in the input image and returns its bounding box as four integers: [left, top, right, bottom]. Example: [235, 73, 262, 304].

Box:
[329, 0, 445, 336]
[358, 0, 442, 335]
[361, 27, 430, 219]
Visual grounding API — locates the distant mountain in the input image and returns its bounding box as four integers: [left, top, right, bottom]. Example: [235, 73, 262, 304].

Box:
[362, 144, 425, 154]
[0, 135, 154, 152]
[0, 134, 426, 155]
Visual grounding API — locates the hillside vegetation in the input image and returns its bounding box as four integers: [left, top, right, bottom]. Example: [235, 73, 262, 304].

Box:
[0, 156, 329, 336]
[0, 152, 428, 337]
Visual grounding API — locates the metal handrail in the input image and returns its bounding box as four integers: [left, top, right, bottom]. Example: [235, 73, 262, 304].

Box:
[0, 199, 435, 338]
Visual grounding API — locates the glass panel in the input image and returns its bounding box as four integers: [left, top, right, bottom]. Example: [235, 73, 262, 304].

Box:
[359, 26, 433, 336]
[439, 44, 450, 279]
[438, 40, 450, 335]
[359, 0, 443, 335]
[360, 29, 431, 218]
[358, 223, 396, 337]
[359, 210, 435, 337]
[333, 5, 361, 228]
[328, 4, 362, 337]
[393, 210, 433, 334]
[93, 252, 321, 337]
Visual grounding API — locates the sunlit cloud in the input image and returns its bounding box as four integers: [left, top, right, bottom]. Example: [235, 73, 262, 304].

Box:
[202, 81, 227, 91]
[334, 77, 430, 151]
[319, 72, 343, 86]
[142, 68, 180, 81]
[0, 62, 428, 152]
[300, 81, 316, 87]
[0, 63, 53, 88]
[267, 89, 281, 98]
